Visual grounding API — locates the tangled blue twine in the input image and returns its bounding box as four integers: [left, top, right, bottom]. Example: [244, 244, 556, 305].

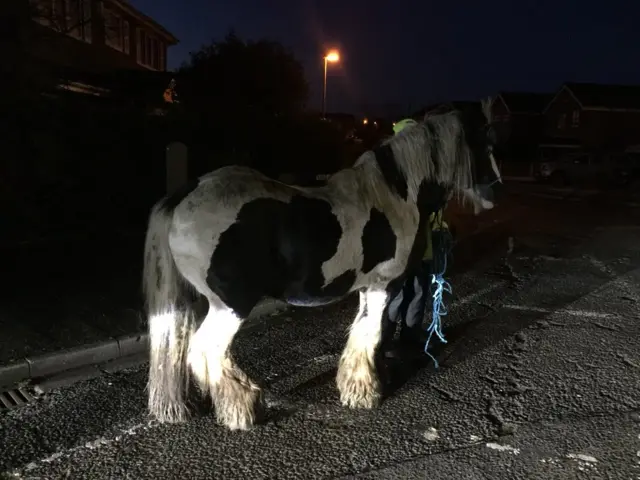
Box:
[424, 239, 452, 368]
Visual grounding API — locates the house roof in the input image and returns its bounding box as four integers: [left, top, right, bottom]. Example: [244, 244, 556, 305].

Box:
[563, 82, 640, 110]
[496, 92, 553, 114]
[109, 0, 178, 45]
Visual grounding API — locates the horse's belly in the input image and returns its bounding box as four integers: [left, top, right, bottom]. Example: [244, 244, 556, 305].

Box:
[283, 294, 345, 307]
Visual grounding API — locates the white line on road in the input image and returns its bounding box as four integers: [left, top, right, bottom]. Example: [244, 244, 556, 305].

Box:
[453, 282, 506, 307]
[486, 442, 521, 455]
[18, 420, 157, 474]
[502, 304, 617, 319]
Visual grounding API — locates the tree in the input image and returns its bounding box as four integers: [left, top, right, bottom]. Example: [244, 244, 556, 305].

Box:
[175, 32, 312, 172]
[181, 32, 308, 118]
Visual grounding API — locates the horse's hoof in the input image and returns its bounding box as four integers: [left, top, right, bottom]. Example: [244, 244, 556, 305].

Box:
[148, 396, 190, 424]
[339, 380, 382, 409]
[214, 381, 264, 431]
[336, 365, 382, 409]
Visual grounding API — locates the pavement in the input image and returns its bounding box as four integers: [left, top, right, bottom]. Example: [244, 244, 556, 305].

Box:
[0, 229, 146, 365]
[1, 183, 639, 479]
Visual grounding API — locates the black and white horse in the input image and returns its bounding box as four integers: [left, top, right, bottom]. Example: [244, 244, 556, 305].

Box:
[142, 100, 502, 430]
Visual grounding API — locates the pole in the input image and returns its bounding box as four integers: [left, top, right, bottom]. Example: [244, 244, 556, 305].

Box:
[322, 57, 328, 119]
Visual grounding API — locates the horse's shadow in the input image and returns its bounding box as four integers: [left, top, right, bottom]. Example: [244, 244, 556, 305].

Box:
[381, 317, 488, 397]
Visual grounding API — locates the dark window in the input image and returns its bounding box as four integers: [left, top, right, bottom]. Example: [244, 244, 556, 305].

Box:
[137, 28, 165, 70]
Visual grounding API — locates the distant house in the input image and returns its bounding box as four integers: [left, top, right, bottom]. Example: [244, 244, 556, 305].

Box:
[26, 0, 178, 74]
[542, 82, 640, 155]
[491, 92, 553, 162]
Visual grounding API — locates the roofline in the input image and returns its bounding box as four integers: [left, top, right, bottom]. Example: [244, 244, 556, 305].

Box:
[496, 91, 557, 115]
[493, 94, 511, 114]
[542, 84, 584, 114]
[109, 0, 178, 45]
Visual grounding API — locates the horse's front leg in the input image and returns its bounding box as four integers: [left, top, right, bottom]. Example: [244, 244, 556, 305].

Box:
[337, 289, 387, 409]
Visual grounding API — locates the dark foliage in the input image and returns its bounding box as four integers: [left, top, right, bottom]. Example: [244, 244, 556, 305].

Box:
[176, 32, 346, 177]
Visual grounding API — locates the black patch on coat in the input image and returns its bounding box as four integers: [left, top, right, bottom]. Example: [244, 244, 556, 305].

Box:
[208, 195, 356, 317]
[384, 181, 449, 300]
[372, 144, 409, 201]
[361, 208, 397, 274]
[425, 122, 440, 178]
[158, 178, 200, 213]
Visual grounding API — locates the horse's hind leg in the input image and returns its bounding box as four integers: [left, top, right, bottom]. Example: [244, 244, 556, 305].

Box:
[337, 289, 387, 409]
[187, 298, 263, 430]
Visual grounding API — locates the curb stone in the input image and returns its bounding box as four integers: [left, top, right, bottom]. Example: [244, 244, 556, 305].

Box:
[0, 298, 289, 390]
[26, 340, 120, 378]
[0, 361, 30, 389]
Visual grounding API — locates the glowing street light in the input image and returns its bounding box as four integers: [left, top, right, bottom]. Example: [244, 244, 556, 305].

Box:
[322, 50, 340, 118]
[325, 51, 339, 63]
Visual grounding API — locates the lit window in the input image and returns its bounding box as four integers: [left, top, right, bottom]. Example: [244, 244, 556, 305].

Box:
[571, 110, 580, 128]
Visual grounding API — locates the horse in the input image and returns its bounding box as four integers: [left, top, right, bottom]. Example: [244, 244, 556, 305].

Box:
[142, 100, 502, 431]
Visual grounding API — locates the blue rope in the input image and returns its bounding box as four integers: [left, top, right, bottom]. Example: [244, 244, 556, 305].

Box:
[424, 226, 453, 368]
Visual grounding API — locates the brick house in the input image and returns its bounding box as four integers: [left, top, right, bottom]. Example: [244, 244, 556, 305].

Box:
[491, 92, 553, 162]
[26, 0, 178, 74]
[542, 82, 640, 158]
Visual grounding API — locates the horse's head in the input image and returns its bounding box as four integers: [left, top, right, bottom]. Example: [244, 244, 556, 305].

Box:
[457, 98, 502, 213]
[420, 100, 502, 214]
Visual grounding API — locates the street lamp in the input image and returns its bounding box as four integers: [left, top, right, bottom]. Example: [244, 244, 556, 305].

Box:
[322, 50, 340, 119]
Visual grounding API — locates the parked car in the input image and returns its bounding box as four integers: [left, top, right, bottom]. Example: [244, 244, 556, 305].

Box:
[534, 152, 636, 187]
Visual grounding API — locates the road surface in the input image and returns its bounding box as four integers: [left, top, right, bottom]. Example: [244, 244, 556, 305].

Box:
[1, 186, 640, 479]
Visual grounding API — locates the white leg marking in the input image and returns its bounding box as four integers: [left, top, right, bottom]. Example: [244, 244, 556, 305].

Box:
[187, 306, 263, 430]
[147, 309, 194, 424]
[337, 289, 387, 409]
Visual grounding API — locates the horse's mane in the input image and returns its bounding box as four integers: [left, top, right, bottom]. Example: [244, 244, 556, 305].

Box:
[348, 108, 484, 206]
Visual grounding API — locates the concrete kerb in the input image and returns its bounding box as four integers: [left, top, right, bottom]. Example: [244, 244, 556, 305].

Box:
[0, 299, 289, 390]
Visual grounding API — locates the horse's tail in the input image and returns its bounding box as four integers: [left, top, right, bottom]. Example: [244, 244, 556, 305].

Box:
[143, 198, 195, 423]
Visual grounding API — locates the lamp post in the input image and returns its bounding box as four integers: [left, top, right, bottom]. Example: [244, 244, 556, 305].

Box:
[322, 50, 340, 119]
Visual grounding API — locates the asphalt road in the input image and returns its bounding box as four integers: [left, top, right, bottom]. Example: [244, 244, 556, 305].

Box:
[2, 186, 640, 479]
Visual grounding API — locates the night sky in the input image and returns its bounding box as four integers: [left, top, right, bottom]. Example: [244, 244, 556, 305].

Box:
[131, 0, 639, 117]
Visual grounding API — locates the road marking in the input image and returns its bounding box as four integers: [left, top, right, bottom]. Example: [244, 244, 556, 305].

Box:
[452, 282, 505, 307]
[567, 453, 598, 463]
[502, 304, 616, 319]
[486, 442, 520, 454]
[18, 420, 157, 474]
